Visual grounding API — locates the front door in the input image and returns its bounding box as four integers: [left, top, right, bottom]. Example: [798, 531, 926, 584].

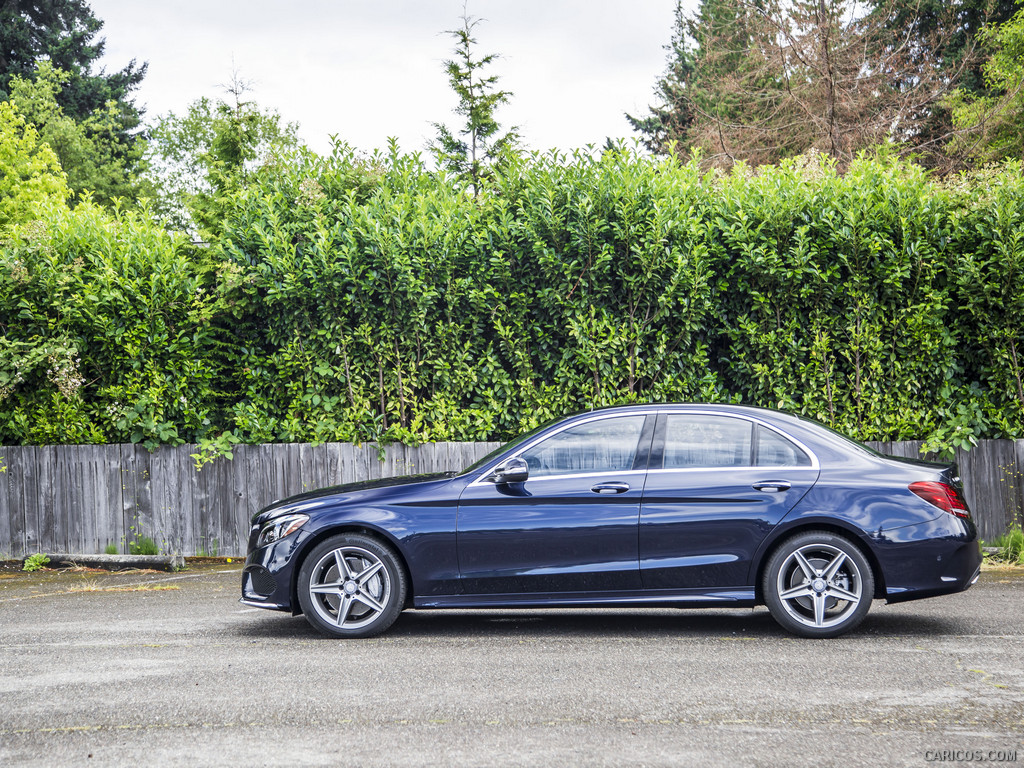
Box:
[457, 414, 653, 595]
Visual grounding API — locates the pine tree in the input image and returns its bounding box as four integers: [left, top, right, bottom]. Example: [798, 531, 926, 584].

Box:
[877, 0, 1018, 166]
[431, 11, 518, 196]
[949, 5, 1024, 163]
[626, 2, 696, 154]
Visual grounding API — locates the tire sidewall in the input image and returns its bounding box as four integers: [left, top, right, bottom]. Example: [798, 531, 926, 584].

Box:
[763, 531, 874, 639]
[297, 533, 407, 638]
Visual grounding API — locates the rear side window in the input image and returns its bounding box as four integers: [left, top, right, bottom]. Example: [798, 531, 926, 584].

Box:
[756, 426, 812, 467]
[659, 415, 813, 469]
[662, 415, 753, 468]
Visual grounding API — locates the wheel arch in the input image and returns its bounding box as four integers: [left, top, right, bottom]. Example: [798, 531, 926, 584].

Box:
[752, 520, 887, 603]
[289, 522, 415, 615]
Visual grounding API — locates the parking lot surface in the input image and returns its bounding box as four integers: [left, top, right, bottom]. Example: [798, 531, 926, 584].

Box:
[1, 563, 1022, 767]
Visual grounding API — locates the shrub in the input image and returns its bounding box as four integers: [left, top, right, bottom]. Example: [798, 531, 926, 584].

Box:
[1, 146, 1022, 450]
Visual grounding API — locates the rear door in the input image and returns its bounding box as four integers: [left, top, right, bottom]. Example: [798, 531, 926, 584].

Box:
[639, 413, 819, 589]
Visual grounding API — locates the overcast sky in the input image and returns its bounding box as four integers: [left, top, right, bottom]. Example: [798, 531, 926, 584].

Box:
[87, 0, 687, 156]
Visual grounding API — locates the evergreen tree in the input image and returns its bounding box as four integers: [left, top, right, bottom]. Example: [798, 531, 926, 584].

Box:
[876, 0, 1019, 166]
[629, 0, 779, 160]
[637, 0, 970, 168]
[431, 11, 518, 196]
[949, 5, 1024, 162]
[626, 2, 696, 154]
[0, 0, 147, 179]
[881, 0, 1018, 98]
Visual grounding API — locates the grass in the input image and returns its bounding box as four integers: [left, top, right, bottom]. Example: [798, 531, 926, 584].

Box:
[983, 525, 1024, 565]
[128, 536, 159, 556]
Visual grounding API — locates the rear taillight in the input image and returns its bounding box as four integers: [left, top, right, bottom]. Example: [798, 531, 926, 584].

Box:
[908, 481, 971, 519]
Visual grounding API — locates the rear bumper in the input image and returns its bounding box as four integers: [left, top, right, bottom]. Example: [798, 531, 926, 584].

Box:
[876, 515, 983, 604]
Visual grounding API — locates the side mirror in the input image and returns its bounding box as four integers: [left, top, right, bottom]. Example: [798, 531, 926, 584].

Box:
[492, 457, 529, 485]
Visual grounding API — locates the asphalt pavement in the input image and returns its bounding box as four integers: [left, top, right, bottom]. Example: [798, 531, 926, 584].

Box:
[1, 563, 1022, 767]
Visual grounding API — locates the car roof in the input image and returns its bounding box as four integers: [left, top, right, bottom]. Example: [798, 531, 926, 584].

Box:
[568, 403, 802, 421]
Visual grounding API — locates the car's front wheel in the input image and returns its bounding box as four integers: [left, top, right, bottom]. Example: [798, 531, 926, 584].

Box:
[297, 533, 407, 638]
[763, 531, 874, 638]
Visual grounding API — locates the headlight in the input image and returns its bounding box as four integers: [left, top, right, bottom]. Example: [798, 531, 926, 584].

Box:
[257, 513, 309, 547]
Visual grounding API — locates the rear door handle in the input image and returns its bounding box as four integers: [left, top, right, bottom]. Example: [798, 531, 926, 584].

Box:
[591, 482, 630, 494]
[752, 481, 791, 493]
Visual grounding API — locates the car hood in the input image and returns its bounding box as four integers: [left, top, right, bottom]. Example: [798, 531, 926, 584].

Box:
[252, 471, 458, 524]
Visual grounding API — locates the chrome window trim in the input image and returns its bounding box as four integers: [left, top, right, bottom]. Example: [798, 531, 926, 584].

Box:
[500, 469, 649, 483]
[468, 408, 820, 486]
[645, 465, 815, 474]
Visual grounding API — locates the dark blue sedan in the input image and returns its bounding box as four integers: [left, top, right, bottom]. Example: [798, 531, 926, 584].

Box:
[240, 404, 981, 638]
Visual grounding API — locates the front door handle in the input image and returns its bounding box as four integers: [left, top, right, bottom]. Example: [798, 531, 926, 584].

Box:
[591, 482, 630, 494]
[752, 481, 791, 493]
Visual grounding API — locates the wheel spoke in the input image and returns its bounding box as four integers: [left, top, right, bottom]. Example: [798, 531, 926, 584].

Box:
[813, 591, 826, 626]
[310, 581, 343, 595]
[780, 583, 814, 600]
[356, 561, 384, 585]
[354, 591, 385, 614]
[829, 585, 860, 602]
[334, 550, 353, 580]
[793, 550, 817, 580]
[336, 595, 353, 626]
[823, 552, 848, 581]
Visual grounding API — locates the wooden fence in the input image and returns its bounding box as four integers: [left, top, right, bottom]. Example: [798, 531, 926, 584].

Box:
[0, 440, 1021, 558]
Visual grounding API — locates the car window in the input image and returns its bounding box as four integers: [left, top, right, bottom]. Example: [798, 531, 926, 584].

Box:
[756, 426, 812, 466]
[662, 414, 753, 468]
[520, 416, 646, 478]
[459, 416, 561, 475]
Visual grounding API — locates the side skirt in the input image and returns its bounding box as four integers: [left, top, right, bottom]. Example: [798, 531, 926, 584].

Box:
[413, 588, 756, 610]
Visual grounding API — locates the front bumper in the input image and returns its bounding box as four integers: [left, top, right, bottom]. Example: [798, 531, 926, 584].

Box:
[239, 530, 312, 612]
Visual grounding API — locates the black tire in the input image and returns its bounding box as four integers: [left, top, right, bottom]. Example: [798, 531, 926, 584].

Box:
[762, 531, 874, 638]
[297, 533, 407, 638]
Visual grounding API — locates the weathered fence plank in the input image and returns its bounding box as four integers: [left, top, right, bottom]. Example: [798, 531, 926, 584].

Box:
[0, 449, 11, 558]
[959, 440, 1021, 541]
[37, 447, 58, 553]
[227, 444, 249, 556]
[121, 444, 151, 554]
[90, 445, 122, 554]
[1, 440, 1021, 558]
[9, 447, 38, 557]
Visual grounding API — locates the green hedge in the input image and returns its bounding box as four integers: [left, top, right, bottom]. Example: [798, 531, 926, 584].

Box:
[2, 147, 1022, 450]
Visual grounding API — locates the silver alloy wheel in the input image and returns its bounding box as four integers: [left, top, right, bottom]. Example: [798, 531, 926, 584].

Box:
[775, 543, 863, 629]
[307, 545, 392, 630]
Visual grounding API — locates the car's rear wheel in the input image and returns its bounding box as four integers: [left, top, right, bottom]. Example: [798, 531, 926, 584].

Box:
[297, 533, 406, 638]
[763, 531, 874, 638]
